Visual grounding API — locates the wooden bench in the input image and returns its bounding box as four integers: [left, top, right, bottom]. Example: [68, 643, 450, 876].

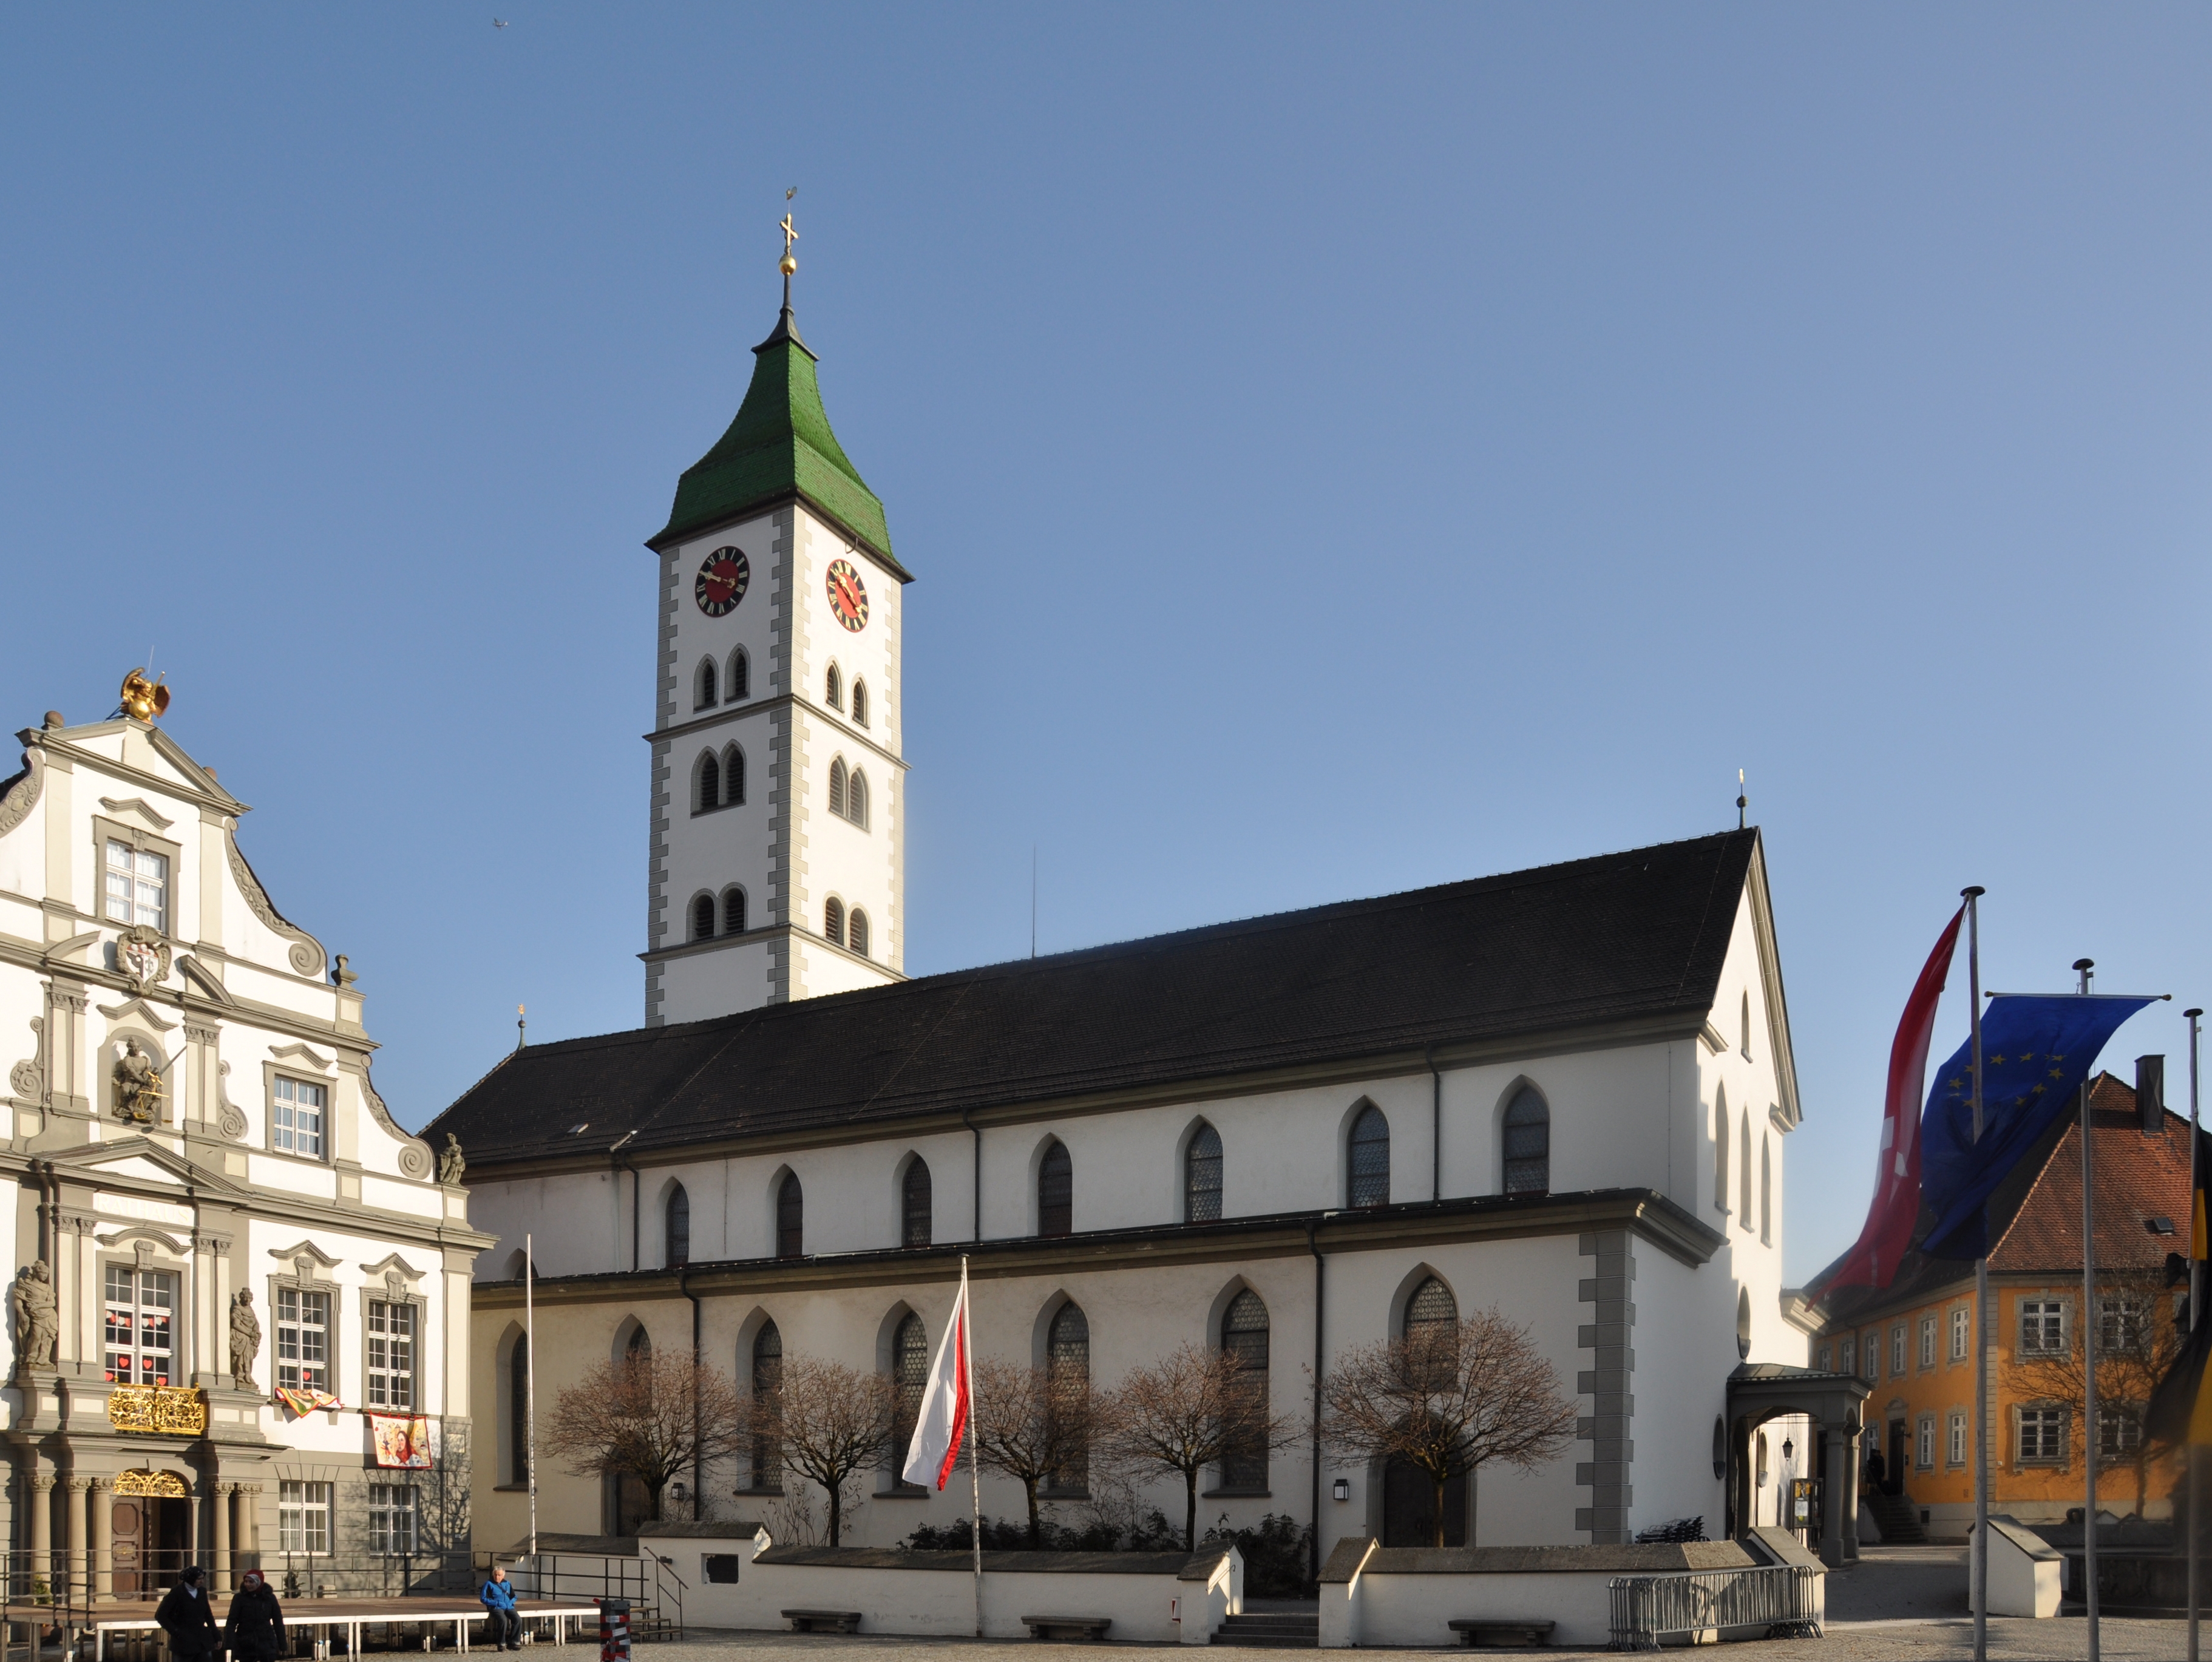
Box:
[780, 1610, 863, 1634]
[1448, 1618, 1556, 1647]
[1020, 1615, 1113, 1641]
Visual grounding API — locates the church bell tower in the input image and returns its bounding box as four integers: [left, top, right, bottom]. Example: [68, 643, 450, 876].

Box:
[641, 220, 911, 1025]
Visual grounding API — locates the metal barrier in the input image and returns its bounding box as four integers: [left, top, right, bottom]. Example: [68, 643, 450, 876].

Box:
[507, 1558, 682, 1643]
[1607, 1565, 1821, 1650]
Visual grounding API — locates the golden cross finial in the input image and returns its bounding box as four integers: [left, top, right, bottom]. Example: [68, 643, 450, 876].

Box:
[779, 212, 798, 268]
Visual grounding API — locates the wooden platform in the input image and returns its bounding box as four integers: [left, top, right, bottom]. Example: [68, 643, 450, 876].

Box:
[60, 1597, 600, 1661]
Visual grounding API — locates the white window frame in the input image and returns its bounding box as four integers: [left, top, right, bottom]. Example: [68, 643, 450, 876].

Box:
[272, 1075, 327, 1160]
[278, 1481, 332, 1553]
[368, 1483, 418, 1555]
[102, 1264, 177, 1386]
[2019, 1298, 2068, 1358]
[2098, 1295, 2146, 1357]
[1916, 1414, 1935, 1470]
[1950, 1306, 1970, 1363]
[103, 839, 169, 932]
[2017, 1405, 2067, 1465]
[1948, 1411, 1969, 1467]
[366, 1298, 417, 1411]
[1862, 1331, 1880, 1382]
[1891, 1325, 1907, 1376]
[275, 1286, 332, 1394]
[2099, 1403, 2143, 1459]
[1918, 1315, 1936, 1370]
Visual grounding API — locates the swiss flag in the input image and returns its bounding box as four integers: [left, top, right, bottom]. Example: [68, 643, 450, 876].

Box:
[1821, 906, 1964, 1295]
[901, 1269, 972, 1490]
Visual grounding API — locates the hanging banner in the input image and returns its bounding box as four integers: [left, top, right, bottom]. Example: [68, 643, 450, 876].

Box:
[274, 1386, 342, 1417]
[370, 1414, 433, 1469]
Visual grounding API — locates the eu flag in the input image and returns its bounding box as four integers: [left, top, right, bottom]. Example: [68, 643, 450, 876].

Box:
[1918, 993, 2154, 1259]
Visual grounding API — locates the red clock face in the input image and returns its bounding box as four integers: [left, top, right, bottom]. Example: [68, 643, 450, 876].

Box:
[826, 558, 869, 631]
[694, 547, 750, 616]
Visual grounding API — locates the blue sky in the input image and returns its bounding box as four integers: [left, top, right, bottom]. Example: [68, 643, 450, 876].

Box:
[3, 5, 2207, 1283]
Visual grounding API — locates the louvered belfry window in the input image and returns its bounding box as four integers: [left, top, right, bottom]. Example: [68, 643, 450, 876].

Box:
[828, 759, 847, 819]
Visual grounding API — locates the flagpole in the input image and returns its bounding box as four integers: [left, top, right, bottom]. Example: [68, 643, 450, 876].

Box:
[2188, 1006, 2203, 1662]
[965, 1256, 983, 1639]
[2076, 958, 2100, 1662]
[1964, 886, 1988, 1662]
[526, 1232, 538, 1562]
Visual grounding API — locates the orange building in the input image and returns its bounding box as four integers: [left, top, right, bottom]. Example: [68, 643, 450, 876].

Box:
[1808, 1071, 2190, 1541]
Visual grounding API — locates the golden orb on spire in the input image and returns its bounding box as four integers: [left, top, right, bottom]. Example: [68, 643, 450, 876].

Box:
[118, 668, 170, 722]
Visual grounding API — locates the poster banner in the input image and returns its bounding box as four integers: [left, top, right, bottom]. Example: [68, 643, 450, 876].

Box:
[370, 1414, 433, 1469]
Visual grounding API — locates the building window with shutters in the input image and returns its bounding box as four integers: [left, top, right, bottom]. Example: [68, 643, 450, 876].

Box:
[721, 887, 747, 936]
[276, 1287, 331, 1393]
[721, 744, 745, 806]
[891, 1312, 929, 1491]
[1037, 1142, 1072, 1238]
[847, 769, 869, 829]
[1348, 1104, 1389, 1209]
[103, 1265, 175, 1385]
[1186, 1124, 1223, 1223]
[829, 757, 847, 818]
[1501, 1087, 1549, 1195]
[368, 1484, 418, 1555]
[848, 908, 870, 957]
[366, 1299, 416, 1409]
[823, 897, 845, 947]
[826, 665, 842, 711]
[1218, 1290, 1270, 1492]
[727, 647, 749, 702]
[852, 680, 869, 727]
[901, 1158, 931, 1248]
[695, 751, 721, 815]
[279, 1481, 331, 1553]
[692, 894, 716, 941]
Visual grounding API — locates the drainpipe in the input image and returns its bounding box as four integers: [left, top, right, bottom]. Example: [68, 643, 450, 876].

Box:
[679, 1266, 704, 1518]
[963, 1108, 981, 1241]
[1427, 1048, 1442, 1202]
[1307, 1215, 1328, 1588]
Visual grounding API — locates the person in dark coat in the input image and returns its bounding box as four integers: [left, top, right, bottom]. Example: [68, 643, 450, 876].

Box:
[155, 1567, 220, 1660]
[223, 1570, 286, 1662]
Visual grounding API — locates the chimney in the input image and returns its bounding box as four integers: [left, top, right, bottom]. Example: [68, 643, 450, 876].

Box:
[2137, 1054, 2167, 1136]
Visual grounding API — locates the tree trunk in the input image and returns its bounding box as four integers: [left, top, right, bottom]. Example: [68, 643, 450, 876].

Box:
[1025, 1477, 1042, 1548]
[1185, 1468, 1200, 1553]
[648, 1481, 665, 1524]
[828, 1481, 843, 1547]
[1431, 1473, 1448, 1549]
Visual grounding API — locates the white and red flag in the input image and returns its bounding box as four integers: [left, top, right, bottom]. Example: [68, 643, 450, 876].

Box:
[901, 1263, 972, 1490]
[1822, 905, 1965, 1295]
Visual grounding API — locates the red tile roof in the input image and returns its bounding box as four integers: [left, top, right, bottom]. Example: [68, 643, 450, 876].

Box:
[1988, 1073, 2192, 1274]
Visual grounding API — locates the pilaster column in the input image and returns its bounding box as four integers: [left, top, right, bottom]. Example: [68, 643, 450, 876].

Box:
[226, 1484, 253, 1577]
[63, 1478, 87, 1605]
[89, 1478, 112, 1601]
[27, 1473, 53, 1596]
[239, 1482, 263, 1557]
[209, 1482, 231, 1591]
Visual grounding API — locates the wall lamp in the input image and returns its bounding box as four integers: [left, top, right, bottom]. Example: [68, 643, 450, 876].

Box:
[1331, 1479, 1351, 1503]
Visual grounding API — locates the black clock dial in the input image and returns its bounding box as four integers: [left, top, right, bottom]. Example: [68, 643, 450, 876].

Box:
[695, 547, 750, 616]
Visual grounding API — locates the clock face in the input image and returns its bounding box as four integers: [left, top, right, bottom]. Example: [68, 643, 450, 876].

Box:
[694, 547, 750, 616]
[825, 558, 869, 631]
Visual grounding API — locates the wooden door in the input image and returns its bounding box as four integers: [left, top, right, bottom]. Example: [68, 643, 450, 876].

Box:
[1381, 1458, 1467, 1547]
[111, 1499, 145, 1598]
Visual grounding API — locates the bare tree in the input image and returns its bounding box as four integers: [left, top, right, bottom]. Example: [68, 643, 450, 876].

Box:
[1105, 1343, 1299, 1551]
[1321, 1308, 1577, 1547]
[542, 1349, 748, 1525]
[754, 1352, 894, 1546]
[2014, 1266, 2184, 1516]
[969, 1356, 1119, 1547]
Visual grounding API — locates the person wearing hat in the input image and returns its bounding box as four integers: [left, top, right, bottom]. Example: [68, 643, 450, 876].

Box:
[155, 1567, 220, 1660]
[223, 1570, 286, 1662]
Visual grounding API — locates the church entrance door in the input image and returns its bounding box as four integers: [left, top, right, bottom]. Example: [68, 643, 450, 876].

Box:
[1381, 1459, 1467, 1548]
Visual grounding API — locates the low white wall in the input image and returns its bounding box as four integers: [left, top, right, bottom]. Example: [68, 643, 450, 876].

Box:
[639, 1531, 1240, 1643]
[1981, 1518, 2061, 1620]
[1355, 1569, 1616, 1649]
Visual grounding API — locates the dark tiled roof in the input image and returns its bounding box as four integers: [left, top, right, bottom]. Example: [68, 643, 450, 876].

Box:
[427, 830, 1760, 1170]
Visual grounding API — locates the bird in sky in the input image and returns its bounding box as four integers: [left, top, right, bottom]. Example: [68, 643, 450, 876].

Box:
[493, 16, 508, 26]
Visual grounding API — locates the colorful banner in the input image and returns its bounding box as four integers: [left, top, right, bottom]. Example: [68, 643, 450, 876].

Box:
[274, 1387, 342, 1417]
[370, 1413, 433, 1469]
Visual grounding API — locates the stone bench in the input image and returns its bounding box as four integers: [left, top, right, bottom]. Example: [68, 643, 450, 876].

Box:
[1020, 1615, 1114, 1641]
[1448, 1618, 1556, 1647]
[779, 1610, 863, 1634]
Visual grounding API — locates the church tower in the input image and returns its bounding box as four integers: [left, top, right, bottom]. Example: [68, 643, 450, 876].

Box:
[642, 237, 910, 1025]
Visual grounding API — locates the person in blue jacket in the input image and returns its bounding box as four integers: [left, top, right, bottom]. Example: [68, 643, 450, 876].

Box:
[480, 1564, 522, 1650]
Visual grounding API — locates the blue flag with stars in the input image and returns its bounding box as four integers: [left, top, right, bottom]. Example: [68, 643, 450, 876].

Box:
[1918, 993, 2154, 1260]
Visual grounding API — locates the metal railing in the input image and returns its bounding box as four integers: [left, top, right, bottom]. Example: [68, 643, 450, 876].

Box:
[507, 1556, 682, 1643]
[1607, 1565, 1821, 1650]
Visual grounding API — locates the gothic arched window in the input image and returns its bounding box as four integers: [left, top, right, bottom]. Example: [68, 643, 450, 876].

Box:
[1047, 1301, 1090, 1493]
[1714, 1085, 1731, 1218]
[727, 647, 749, 702]
[1405, 1276, 1457, 1342]
[626, 1325, 652, 1364]
[829, 758, 847, 819]
[695, 659, 717, 710]
[1741, 991, 1754, 1058]
[776, 1173, 804, 1260]
[665, 1183, 690, 1267]
[722, 744, 745, 806]
[1220, 1289, 1270, 1490]
[1502, 1086, 1550, 1196]
[509, 1331, 530, 1485]
[1759, 1134, 1773, 1244]
[847, 769, 869, 829]
[1186, 1124, 1223, 1223]
[1349, 1104, 1390, 1209]
[750, 1321, 782, 1491]
[722, 886, 747, 935]
[891, 1312, 929, 1488]
[852, 680, 869, 727]
[902, 1158, 932, 1248]
[1740, 1109, 1754, 1227]
[848, 909, 870, 957]
[823, 897, 846, 947]
[826, 664, 842, 711]
[695, 751, 720, 815]
[691, 894, 715, 942]
[1038, 1142, 1073, 1238]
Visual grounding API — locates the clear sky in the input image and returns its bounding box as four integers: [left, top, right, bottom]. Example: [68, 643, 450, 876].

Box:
[3, 5, 2207, 1284]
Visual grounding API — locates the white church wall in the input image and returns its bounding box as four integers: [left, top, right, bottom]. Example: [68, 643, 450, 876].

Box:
[1628, 1244, 1731, 1531]
[658, 938, 779, 1027]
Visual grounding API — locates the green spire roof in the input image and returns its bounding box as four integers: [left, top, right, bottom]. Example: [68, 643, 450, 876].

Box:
[651, 305, 904, 574]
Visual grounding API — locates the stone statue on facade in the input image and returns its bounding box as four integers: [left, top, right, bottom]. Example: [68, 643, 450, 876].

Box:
[228, 1289, 262, 1391]
[437, 1133, 466, 1185]
[113, 1039, 162, 1125]
[13, 1260, 57, 1371]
